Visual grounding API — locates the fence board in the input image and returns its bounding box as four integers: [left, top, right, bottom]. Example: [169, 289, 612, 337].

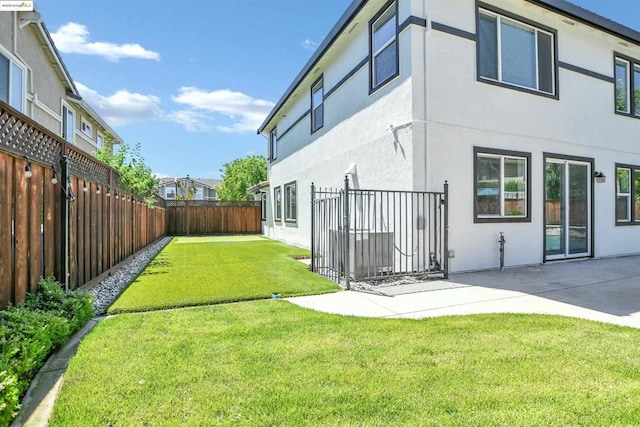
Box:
[14, 157, 29, 302]
[0, 154, 13, 307]
[28, 164, 43, 293]
[43, 168, 56, 277]
[165, 201, 261, 235]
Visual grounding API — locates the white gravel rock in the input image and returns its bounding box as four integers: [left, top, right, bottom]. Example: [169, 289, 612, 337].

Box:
[89, 237, 172, 315]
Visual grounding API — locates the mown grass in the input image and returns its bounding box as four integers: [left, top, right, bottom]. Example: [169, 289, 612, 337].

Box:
[107, 235, 339, 313]
[51, 301, 640, 426]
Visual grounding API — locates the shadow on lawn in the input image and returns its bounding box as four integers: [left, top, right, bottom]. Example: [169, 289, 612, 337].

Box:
[137, 256, 172, 277]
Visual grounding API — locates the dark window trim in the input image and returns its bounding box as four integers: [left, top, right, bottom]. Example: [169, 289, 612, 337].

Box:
[615, 162, 640, 225]
[399, 16, 427, 33]
[476, 1, 560, 100]
[613, 51, 640, 119]
[284, 180, 297, 223]
[269, 129, 277, 162]
[473, 146, 532, 223]
[311, 75, 324, 134]
[274, 186, 282, 222]
[369, 0, 399, 94]
[260, 192, 267, 221]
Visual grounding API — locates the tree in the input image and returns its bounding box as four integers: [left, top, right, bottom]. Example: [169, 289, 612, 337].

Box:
[217, 155, 267, 201]
[95, 138, 159, 206]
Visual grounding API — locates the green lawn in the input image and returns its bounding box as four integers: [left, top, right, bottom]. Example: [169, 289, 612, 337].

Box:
[107, 235, 340, 313]
[51, 302, 640, 426]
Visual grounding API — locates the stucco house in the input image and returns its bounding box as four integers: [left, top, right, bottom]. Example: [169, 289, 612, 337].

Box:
[158, 177, 220, 201]
[257, 0, 640, 274]
[0, 5, 121, 154]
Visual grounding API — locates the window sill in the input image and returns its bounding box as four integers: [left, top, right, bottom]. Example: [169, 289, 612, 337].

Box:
[475, 216, 531, 224]
[615, 221, 640, 226]
[478, 77, 558, 100]
[614, 110, 640, 120]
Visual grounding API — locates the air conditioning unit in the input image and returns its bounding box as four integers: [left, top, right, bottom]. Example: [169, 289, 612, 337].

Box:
[349, 230, 394, 279]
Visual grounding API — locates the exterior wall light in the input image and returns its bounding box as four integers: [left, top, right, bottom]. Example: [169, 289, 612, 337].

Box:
[594, 171, 606, 183]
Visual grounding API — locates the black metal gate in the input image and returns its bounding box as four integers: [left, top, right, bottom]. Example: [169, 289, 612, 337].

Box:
[311, 178, 448, 289]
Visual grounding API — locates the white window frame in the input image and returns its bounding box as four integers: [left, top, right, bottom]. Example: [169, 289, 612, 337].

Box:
[284, 181, 297, 222]
[478, 8, 556, 96]
[370, 2, 398, 91]
[165, 187, 176, 200]
[61, 101, 76, 144]
[0, 48, 26, 112]
[81, 118, 92, 138]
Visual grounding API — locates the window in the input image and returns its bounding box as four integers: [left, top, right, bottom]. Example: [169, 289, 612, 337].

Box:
[474, 147, 531, 222]
[269, 129, 277, 161]
[261, 192, 267, 221]
[616, 164, 640, 224]
[274, 187, 282, 221]
[311, 77, 324, 133]
[165, 188, 176, 199]
[284, 181, 297, 222]
[615, 55, 640, 117]
[195, 187, 203, 200]
[81, 118, 92, 137]
[62, 103, 75, 143]
[0, 51, 25, 112]
[370, 2, 398, 91]
[478, 7, 555, 95]
[97, 132, 104, 148]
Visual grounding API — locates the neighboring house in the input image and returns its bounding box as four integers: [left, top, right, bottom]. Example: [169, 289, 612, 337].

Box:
[257, 0, 640, 273]
[0, 6, 121, 154]
[158, 177, 220, 201]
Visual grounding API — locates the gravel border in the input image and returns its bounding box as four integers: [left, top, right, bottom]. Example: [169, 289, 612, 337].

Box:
[89, 237, 172, 315]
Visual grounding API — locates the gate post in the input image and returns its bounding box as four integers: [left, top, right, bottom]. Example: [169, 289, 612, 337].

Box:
[310, 182, 315, 273]
[343, 176, 350, 290]
[443, 180, 449, 279]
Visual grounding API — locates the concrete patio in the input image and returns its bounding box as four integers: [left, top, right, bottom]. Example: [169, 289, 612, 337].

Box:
[289, 255, 640, 329]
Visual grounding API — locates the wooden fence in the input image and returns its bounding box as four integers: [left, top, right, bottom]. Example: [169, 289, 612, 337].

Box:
[0, 101, 166, 309]
[166, 200, 262, 235]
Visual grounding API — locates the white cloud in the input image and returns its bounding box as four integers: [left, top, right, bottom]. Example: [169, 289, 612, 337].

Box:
[172, 87, 274, 133]
[166, 110, 212, 133]
[302, 39, 320, 51]
[51, 22, 160, 62]
[76, 82, 163, 126]
[153, 172, 171, 179]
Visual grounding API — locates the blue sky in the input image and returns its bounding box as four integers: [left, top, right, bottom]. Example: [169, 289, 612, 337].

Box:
[35, 0, 640, 180]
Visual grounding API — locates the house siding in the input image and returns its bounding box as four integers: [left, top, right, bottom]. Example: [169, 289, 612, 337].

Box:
[262, 0, 640, 273]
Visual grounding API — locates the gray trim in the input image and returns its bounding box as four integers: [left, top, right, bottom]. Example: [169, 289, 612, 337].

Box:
[399, 16, 427, 33]
[614, 163, 640, 226]
[558, 61, 615, 84]
[278, 110, 310, 141]
[258, 0, 368, 133]
[325, 57, 369, 99]
[431, 21, 475, 41]
[527, 0, 640, 47]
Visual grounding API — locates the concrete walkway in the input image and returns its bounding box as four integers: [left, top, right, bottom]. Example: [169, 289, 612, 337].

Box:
[289, 255, 640, 329]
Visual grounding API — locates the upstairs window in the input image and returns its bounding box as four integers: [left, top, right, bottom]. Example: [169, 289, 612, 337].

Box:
[311, 77, 324, 133]
[370, 2, 398, 91]
[616, 164, 640, 224]
[269, 129, 277, 161]
[0, 51, 25, 112]
[97, 132, 104, 148]
[615, 55, 640, 117]
[81, 118, 92, 137]
[478, 7, 555, 96]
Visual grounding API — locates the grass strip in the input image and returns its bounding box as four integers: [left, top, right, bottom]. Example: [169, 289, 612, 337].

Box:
[108, 236, 339, 313]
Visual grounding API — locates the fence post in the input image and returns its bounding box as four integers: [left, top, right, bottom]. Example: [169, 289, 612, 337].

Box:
[60, 155, 70, 291]
[310, 182, 315, 273]
[343, 176, 350, 290]
[443, 180, 449, 279]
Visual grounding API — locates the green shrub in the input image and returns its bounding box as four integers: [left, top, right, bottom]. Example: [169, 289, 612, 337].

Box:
[0, 277, 94, 427]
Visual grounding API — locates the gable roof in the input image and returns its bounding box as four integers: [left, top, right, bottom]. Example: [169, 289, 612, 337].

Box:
[158, 177, 221, 189]
[257, 0, 640, 135]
